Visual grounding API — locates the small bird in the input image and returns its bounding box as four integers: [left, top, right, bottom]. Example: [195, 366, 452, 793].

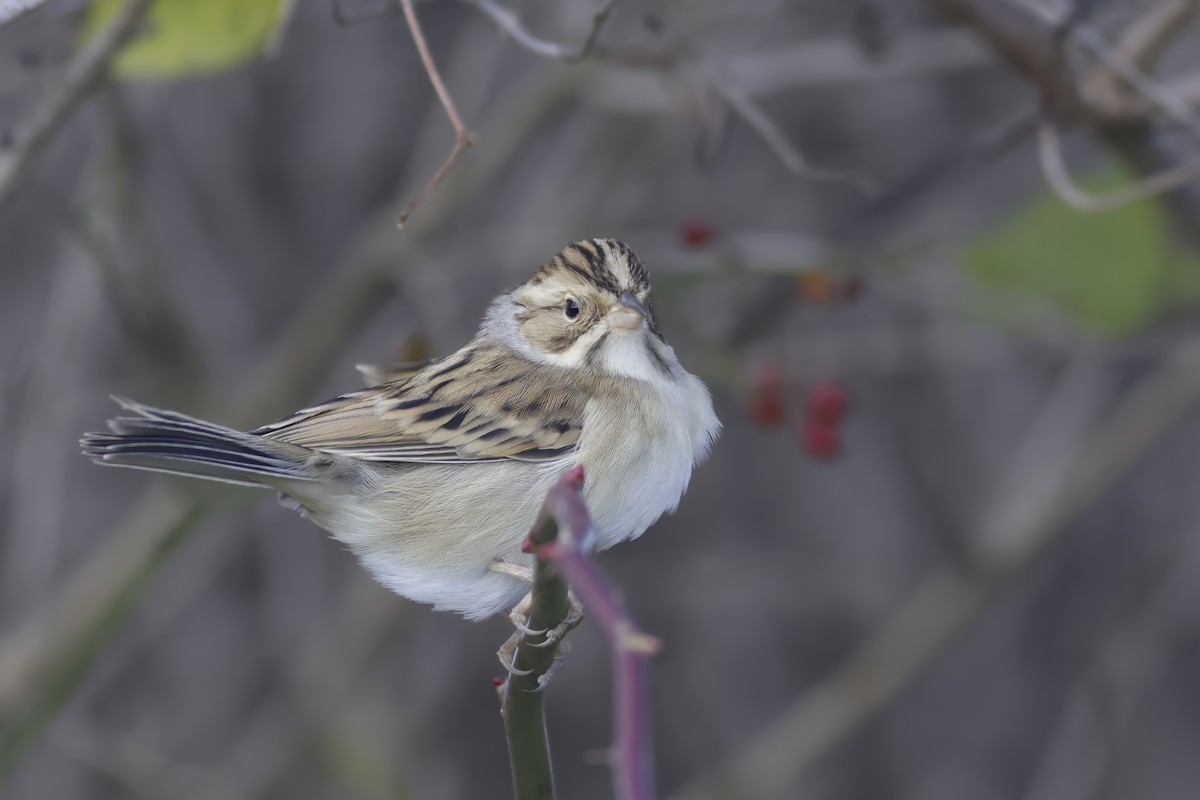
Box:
[83, 238, 720, 620]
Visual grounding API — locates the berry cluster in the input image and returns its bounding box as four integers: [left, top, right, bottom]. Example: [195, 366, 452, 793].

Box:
[748, 365, 850, 461]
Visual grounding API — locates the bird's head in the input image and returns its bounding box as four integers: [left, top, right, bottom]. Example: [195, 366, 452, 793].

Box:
[492, 238, 677, 382]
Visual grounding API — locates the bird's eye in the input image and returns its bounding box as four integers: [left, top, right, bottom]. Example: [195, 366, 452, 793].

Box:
[564, 299, 580, 319]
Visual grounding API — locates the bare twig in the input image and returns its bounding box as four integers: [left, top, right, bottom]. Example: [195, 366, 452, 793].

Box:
[1002, 0, 1200, 134]
[500, 466, 660, 800]
[1037, 120, 1200, 213]
[465, 0, 617, 61]
[532, 469, 660, 800]
[1081, 0, 1196, 119]
[396, 0, 476, 227]
[707, 73, 878, 195]
[672, 335, 1200, 800]
[0, 0, 155, 204]
[929, 0, 1200, 249]
[461, 0, 873, 193]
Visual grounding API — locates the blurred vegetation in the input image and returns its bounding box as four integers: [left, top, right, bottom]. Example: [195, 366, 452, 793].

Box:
[84, 0, 287, 79]
[4, 1, 1200, 799]
[968, 161, 1200, 335]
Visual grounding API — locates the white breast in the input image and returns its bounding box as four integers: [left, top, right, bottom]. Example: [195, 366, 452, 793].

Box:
[576, 368, 719, 551]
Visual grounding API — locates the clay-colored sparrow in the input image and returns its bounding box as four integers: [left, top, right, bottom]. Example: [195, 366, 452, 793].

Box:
[83, 238, 720, 620]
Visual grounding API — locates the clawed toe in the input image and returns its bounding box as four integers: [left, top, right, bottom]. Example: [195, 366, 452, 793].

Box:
[496, 634, 535, 677]
[513, 590, 584, 648]
[507, 609, 547, 638]
[525, 620, 573, 648]
[497, 589, 585, 690]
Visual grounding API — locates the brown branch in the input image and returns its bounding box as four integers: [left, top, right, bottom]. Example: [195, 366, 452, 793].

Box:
[396, 0, 476, 227]
[0, 0, 155, 205]
[928, 0, 1200, 245]
[1081, 0, 1196, 120]
[1001, 0, 1200, 134]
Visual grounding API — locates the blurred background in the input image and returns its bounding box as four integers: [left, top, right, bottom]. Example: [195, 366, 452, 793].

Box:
[4, 0, 1200, 798]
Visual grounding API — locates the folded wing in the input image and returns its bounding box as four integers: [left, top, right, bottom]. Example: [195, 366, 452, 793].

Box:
[254, 342, 591, 463]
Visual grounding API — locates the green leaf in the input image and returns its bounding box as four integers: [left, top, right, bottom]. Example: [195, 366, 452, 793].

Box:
[84, 0, 287, 80]
[965, 162, 1200, 336]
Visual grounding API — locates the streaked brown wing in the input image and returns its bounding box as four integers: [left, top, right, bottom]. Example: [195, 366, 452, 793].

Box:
[253, 342, 590, 463]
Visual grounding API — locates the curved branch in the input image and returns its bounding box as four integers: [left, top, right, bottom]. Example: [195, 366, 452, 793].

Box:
[1037, 120, 1200, 213]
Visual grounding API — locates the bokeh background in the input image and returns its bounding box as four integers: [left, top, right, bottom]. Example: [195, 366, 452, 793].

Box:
[4, 0, 1200, 798]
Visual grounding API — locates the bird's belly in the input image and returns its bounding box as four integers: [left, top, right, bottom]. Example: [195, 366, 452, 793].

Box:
[284, 459, 567, 620]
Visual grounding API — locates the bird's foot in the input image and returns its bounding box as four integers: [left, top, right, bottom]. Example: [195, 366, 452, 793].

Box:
[507, 590, 584, 648]
[496, 634, 534, 677]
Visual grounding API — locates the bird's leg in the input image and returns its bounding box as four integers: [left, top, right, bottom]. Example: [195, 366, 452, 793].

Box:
[488, 560, 540, 634]
[489, 558, 584, 645]
[489, 558, 534, 583]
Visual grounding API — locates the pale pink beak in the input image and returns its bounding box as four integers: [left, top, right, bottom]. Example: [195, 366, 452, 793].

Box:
[606, 292, 647, 330]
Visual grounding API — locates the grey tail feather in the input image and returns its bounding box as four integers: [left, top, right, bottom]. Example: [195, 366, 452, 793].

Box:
[81, 397, 316, 489]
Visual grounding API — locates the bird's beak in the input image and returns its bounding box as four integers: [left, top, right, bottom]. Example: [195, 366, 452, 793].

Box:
[606, 292, 647, 330]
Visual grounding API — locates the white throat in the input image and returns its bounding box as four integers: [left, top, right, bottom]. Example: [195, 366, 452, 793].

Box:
[600, 331, 674, 385]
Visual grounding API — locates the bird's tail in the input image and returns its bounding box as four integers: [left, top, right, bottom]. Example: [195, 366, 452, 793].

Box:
[82, 398, 316, 489]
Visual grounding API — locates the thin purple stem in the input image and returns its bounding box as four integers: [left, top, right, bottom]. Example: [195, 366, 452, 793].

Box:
[533, 467, 661, 800]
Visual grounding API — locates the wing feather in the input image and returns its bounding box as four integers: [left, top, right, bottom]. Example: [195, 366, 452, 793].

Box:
[253, 342, 593, 463]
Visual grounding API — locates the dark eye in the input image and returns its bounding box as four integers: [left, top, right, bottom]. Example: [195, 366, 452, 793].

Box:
[564, 299, 580, 319]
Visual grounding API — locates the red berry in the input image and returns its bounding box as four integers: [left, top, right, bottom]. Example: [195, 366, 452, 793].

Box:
[807, 381, 849, 425]
[802, 419, 840, 460]
[492, 676, 506, 687]
[680, 219, 716, 250]
[749, 390, 785, 427]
